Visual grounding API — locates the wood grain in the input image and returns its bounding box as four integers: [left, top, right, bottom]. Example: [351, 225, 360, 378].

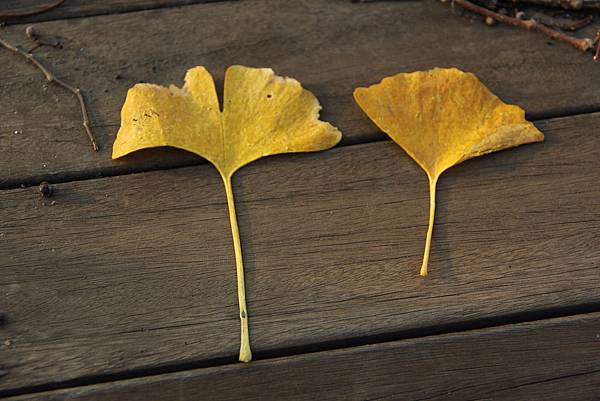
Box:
[1, 111, 599, 394]
[0, 0, 225, 24]
[2, 0, 600, 187]
[8, 313, 600, 401]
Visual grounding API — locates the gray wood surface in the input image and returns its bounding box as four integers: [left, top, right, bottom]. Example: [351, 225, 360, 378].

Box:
[2, 1, 600, 398]
[2, 0, 600, 187]
[1, 110, 598, 394]
[7, 313, 600, 401]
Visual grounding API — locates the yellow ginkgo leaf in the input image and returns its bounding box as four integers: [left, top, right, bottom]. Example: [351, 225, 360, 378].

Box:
[354, 68, 544, 277]
[113, 65, 341, 362]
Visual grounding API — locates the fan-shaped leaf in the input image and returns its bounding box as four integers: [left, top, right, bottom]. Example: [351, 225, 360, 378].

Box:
[113, 65, 341, 361]
[354, 68, 543, 276]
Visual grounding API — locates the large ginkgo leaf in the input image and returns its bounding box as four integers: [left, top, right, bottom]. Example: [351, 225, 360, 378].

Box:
[354, 68, 544, 276]
[113, 65, 341, 362]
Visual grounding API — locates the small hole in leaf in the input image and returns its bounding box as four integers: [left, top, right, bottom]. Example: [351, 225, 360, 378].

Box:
[267, 94, 272, 98]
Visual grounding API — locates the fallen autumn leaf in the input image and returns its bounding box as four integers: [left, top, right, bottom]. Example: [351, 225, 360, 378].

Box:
[354, 67, 544, 276]
[113, 65, 341, 361]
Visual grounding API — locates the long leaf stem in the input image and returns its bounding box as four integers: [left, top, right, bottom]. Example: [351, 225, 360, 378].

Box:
[223, 175, 252, 362]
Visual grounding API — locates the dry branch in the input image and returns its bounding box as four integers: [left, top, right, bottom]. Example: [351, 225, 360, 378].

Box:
[511, 0, 600, 10]
[594, 31, 600, 61]
[0, 35, 98, 151]
[452, 0, 594, 52]
[25, 26, 62, 51]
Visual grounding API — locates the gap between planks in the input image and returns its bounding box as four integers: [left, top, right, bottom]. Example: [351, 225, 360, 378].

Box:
[4, 309, 600, 400]
[0, 108, 596, 191]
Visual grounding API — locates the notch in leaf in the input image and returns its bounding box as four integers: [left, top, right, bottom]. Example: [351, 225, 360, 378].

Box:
[113, 65, 342, 362]
[354, 68, 544, 276]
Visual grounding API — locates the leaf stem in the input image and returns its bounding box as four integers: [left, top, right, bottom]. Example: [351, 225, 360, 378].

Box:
[420, 176, 438, 277]
[222, 175, 252, 362]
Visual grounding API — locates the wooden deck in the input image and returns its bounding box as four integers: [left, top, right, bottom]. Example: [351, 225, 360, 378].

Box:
[1, 1, 599, 399]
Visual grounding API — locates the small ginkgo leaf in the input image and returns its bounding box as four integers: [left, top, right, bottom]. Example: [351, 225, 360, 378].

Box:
[113, 65, 341, 362]
[354, 68, 544, 277]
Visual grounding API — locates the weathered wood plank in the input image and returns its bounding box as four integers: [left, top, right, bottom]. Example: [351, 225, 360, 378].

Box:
[1, 111, 599, 393]
[0, 0, 226, 24]
[8, 313, 600, 401]
[2, 0, 600, 186]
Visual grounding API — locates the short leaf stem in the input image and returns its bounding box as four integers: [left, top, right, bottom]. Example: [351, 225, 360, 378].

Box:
[420, 175, 438, 277]
[223, 175, 252, 362]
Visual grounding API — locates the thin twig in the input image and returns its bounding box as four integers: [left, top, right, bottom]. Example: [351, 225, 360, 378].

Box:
[0, 36, 98, 151]
[0, 0, 66, 19]
[510, 0, 583, 9]
[563, 15, 594, 31]
[452, 0, 594, 52]
[510, 0, 600, 10]
[25, 26, 62, 51]
[593, 31, 600, 61]
[529, 14, 593, 32]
